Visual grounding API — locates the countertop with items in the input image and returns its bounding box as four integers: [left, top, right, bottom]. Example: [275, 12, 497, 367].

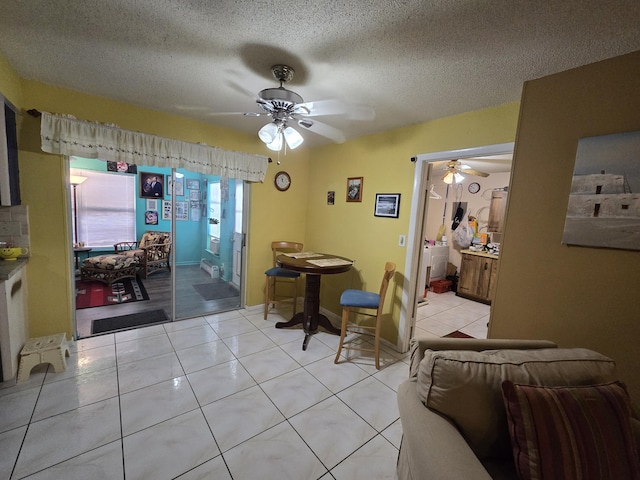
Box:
[0, 258, 28, 281]
[461, 247, 499, 259]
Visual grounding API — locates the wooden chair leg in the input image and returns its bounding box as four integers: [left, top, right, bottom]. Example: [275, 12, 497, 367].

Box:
[264, 275, 270, 320]
[334, 306, 350, 364]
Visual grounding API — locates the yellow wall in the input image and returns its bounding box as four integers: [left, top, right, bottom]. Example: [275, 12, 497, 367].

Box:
[490, 50, 640, 400]
[1, 49, 519, 346]
[0, 65, 310, 338]
[307, 104, 520, 342]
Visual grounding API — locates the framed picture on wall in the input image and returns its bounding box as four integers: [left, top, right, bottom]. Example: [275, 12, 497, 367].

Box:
[175, 201, 189, 221]
[186, 179, 200, 190]
[327, 191, 335, 205]
[107, 161, 137, 174]
[145, 210, 158, 225]
[146, 199, 159, 211]
[166, 175, 184, 196]
[162, 200, 172, 220]
[346, 177, 363, 202]
[140, 172, 164, 198]
[374, 193, 401, 218]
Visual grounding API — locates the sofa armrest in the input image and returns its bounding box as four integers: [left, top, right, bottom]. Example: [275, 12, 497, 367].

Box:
[408, 337, 558, 378]
[397, 379, 493, 480]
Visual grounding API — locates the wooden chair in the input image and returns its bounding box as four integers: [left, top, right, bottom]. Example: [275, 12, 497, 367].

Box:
[264, 241, 303, 320]
[334, 261, 396, 369]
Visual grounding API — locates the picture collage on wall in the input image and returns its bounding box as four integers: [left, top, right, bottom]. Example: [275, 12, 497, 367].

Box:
[139, 172, 204, 223]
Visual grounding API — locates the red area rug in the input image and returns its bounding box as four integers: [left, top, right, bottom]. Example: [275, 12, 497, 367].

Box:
[76, 276, 149, 309]
[444, 330, 474, 338]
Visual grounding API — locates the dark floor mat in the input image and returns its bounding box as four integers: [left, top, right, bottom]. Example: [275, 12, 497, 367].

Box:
[192, 282, 240, 301]
[91, 309, 169, 334]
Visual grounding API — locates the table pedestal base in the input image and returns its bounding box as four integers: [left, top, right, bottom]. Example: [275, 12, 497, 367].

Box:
[275, 274, 341, 350]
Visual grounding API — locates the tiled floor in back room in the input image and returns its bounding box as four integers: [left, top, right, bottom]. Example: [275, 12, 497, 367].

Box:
[0, 293, 486, 480]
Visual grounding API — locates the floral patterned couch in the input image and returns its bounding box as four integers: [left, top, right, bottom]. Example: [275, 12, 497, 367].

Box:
[80, 254, 139, 285]
[114, 230, 172, 279]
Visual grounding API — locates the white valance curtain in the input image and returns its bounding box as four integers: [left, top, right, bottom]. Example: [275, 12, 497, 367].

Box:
[40, 112, 268, 182]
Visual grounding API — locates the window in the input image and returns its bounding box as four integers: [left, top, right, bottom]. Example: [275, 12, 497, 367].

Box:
[235, 181, 243, 234]
[208, 181, 221, 239]
[71, 168, 136, 248]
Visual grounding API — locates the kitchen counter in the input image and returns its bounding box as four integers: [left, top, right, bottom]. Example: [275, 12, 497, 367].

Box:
[460, 249, 499, 259]
[0, 258, 28, 281]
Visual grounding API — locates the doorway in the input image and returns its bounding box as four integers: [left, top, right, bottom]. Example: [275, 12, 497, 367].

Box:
[70, 159, 247, 338]
[397, 143, 514, 352]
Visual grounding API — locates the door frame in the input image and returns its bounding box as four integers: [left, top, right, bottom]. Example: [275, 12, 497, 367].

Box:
[397, 142, 514, 353]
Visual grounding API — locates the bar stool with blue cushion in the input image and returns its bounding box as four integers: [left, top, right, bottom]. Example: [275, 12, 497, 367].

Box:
[264, 241, 304, 320]
[335, 261, 396, 369]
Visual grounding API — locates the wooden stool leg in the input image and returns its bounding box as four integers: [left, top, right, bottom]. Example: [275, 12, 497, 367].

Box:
[334, 306, 350, 364]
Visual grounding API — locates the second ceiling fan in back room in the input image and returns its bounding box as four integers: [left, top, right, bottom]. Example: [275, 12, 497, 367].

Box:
[441, 160, 489, 184]
[215, 64, 375, 152]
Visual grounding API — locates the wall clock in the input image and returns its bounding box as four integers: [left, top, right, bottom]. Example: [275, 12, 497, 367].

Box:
[274, 171, 291, 191]
[468, 182, 481, 194]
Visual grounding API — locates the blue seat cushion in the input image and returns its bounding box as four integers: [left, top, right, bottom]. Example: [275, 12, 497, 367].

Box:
[340, 289, 380, 309]
[265, 267, 300, 278]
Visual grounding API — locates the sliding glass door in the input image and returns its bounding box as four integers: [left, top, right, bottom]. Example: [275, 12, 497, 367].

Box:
[172, 170, 244, 320]
[71, 158, 246, 338]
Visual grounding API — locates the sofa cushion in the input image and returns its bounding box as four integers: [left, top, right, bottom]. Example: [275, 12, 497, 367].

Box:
[502, 380, 640, 480]
[416, 348, 617, 460]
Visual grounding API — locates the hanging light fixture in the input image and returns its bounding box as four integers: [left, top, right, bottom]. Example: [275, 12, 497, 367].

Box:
[258, 121, 304, 152]
[442, 170, 465, 184]
[258, 122, 280, 144]
[283, 126, 304, 149]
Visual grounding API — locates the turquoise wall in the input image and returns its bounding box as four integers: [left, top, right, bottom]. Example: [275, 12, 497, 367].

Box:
[70, 158, 235, 277]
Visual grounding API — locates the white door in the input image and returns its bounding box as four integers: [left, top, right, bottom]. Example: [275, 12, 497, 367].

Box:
[231, 182, 243, 288]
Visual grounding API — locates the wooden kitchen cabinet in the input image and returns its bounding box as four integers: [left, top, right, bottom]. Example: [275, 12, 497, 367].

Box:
[487, 190, 507, 232]
[457, 251, 498, 304]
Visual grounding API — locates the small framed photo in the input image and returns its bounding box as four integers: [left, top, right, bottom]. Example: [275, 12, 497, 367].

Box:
[186, 179, 200, 190]
[374, 193, 401, 218]
[146, 199, 159, 211]
[166, 175, 184, 196]
[175, 201, 189, 221]
[346, 177, 363, 202]
[327, 191, 335, 205]
[162, 200, 172, 220]
[140, 172, 164, 198]
[107, 161, 137, 174]
[145, 210, 158, 225]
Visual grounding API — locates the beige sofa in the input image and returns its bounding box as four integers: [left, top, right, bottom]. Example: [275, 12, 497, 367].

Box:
[396, 337, 640, 480]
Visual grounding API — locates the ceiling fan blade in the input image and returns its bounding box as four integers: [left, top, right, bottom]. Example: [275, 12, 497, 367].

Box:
[461, 167, 490, 177]
[205, 111, 268, 117]
[298, 118, 346, 144]
[295, 99, 375, 121]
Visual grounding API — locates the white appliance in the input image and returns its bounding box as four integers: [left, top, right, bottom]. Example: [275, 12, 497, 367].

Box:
[417, 245, 450, 301]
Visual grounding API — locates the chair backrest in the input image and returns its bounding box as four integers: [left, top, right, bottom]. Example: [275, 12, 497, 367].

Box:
[271, 241, 303, 266]
[140, 230, 172, 249]
[378, 262, 397, 310]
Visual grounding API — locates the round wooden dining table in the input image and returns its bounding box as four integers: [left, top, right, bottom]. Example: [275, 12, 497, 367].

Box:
[275, 253, 353, 350]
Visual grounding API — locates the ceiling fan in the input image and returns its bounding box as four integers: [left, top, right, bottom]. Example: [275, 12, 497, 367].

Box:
[220, 64, 374, 151]
[441, 160, 490, 184]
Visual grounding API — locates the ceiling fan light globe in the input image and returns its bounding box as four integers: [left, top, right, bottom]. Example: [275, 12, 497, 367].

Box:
[283, 126, 304, 149]
[443, 171, 454, 184]
[258, 122, 279, 144]
[266, 133, 283, 151]
[454, 172, 465, 183]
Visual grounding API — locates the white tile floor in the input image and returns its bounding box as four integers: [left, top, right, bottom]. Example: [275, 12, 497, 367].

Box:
[0, 292, 486, 480]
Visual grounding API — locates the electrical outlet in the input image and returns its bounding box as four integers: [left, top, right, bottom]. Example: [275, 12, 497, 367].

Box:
[399, 235, 406, 247]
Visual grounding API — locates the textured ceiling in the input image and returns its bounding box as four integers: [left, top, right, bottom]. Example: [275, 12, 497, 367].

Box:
[2, 1, 640, 149]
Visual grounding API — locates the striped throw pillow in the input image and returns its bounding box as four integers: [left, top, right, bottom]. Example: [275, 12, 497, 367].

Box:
[502, 381, 640, 480]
